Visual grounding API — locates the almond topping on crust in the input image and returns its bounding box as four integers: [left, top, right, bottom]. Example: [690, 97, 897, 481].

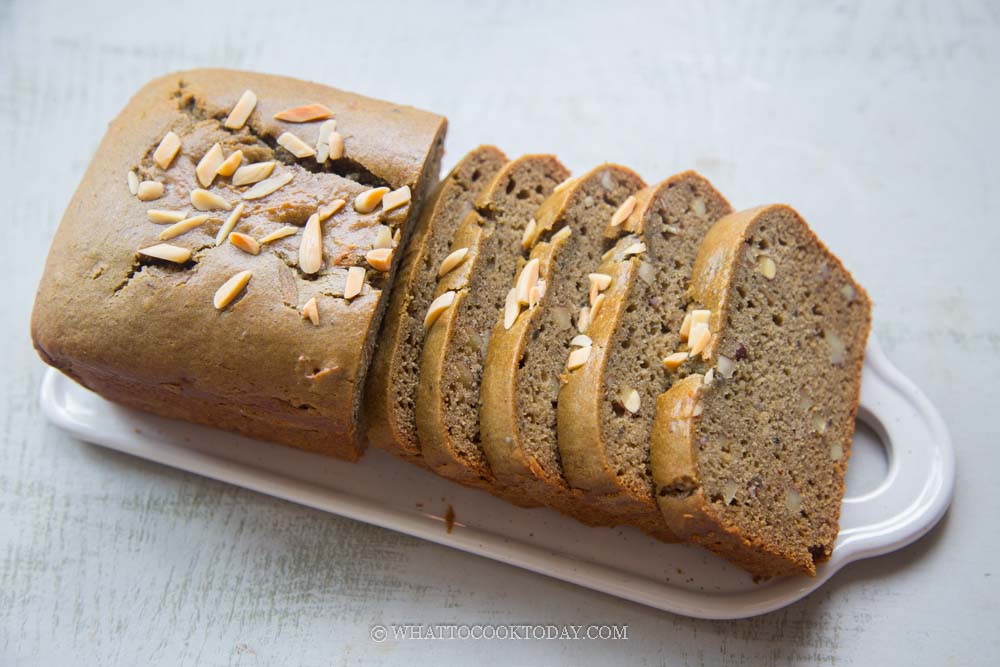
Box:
[528, 281, 544, 309]
[425, 290, 456, 329]
[521, 218, 539, 250]
[224, 90, 257, 130]
[215, 202, 245, 246]
[622, 388, 641, 414]
[552, 225, 572, 242]
[302, 296, 320, 325]
[229, 232, 260, 255]
[344, 266, 366, 300]
[213, 270, 252, 310]
[590, 293, 606, 322]
[503, 288, 520, 330]
[274, 104, 334, 123]
[159, 214, 211, 240]
[566, 345, 592, 371]
[569, 334, 592, 347]
[354, 187, 390, 214]
[621, 241, 647, 257]
[277, 132, 316, 159]
[588, 272, 612, 305]
[515, 258, 540, 305]
[392, 228, 401, 245]
[328, 132, 345, 160]
[232, 161, 276, 186]
[191, 188, 232, 211]
[757, 255, 777, 279]
[138, 243, 190, 263]
[298, 213, 323, 274]
[374, 225, 393, 250]
[438, 247, 469, 277]
[365, 248, 393, 272]
[553, 176, 576, 193]
[577, 305, 591, 334]
[259, 225, 298, 244]
[689, 327, 712, 358]
[679, 312, 693, 341]
[216, 149, 244, 177]
[610, 195, 636, 227]
[318, 199, 346, 221]
[153, 131, 181, 170]
[136, 181, 164, 201]
[382, 186, 411, 213]
[703, 368, 715, 385]
[316, 120, 337, 162]
[128, 170, 139, 195]
[196, 143, 225, 188]
[662, 352, 689, 370]
[147, 209, 188, 224]
[242, 172, 293, 200]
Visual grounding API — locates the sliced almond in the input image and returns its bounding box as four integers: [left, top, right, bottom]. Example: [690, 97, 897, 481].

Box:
[610, 195, 636, 227]
[344, 266, 366, 300]
[259, 225, 298, 244]
[621, 388, 641, 414]
[703, 368, 715, 385]
[503, 287, 520, 330]
[316, 120, 337, 162]
[215, 202, 245, 246]
[590, 293, 606, 322]
[146, 209, 188, 224]
[757, 256, 777, 280]
[153, 131, 181, 170]
[566, 345, 592, 371]
[232, 161, 276, 187]
[298, 213, 323, 274]
[127, 170, 139, 195]
[716, 354, 736, 379]
[691, 309, 711, 326]
[328, 132, 345, 160]
[229, 232, 260, 255]
[637, 260, 656, 285]
[354, 187, 390, 214]
[392, 228, 401, 246]
[521, 218, 539, 250]
[515, 258, 540, 305]
[577, 305, 591, 334]
[688, 327, 712, 358]
[302, 296, 320, 326]
[588, 272, 612, 305]
[425, 290, 456, 329]
[242, 172, 293, 200]
[216, 149, 243, 177]
[692, 401, 703, 417]
[136, 181, 164, 201]
[691, 197, 707, 218]
[196, 143, 225, 188]
[224, 90, 257, 130]
[621, 241, 647, 258]
[159, 214, 211, 240]
[438, 247, 469, 277]
[553, 176, 576, 193]
[679, 312, 693, 341]
[528, 283, 542, 309]
[373, 225, 393, 250]
[569, 334, 592, 347]
[138, 243, 190, 263]
[365, 248, 393, 272]
[662, 352, 689, 370]
[277, 132, 316, 159]
[552, 226, 572, 242]
[382, 186, 411, 213]
[191, 188, 232, 211]
[318, 199, 346, 221]
[213, 270, 252, 310]
[274, 103, 333, 123]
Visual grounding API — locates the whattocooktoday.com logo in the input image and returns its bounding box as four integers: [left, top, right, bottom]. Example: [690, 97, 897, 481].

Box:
[369, 623, 629, 642]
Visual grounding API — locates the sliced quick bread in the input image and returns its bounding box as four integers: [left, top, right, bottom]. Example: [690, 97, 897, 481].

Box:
[366, 146, 507, 465]
[479, 165, 646, 526]
[557, 172, 732, 539]
[416, 155, 570, 496]
[650, 204, 872, 578]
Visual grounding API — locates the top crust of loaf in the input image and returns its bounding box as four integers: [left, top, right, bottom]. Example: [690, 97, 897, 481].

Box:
[30, 69, 446, 460]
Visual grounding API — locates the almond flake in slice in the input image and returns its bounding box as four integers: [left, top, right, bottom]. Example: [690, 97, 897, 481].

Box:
[302, 296, 320, 325]
[259, 225, 298, 244]
[365, 248, 393, 272]
[553, 176, 576, 193]
[569, 334, 592, 347]
[688, 327, 712, 358]
[216, 149, 243, 177]
[610, 195, 637, 227]
[318, 199, 346, 221]
[757, 255, 777, 279]
[298, 213, 323, 274]
[136, 181, 164, 201]
[344, 266, 366, 300]
[328, 132, 344, 160]
[159, 214, 211, 240]
[224, 90, 257, 130]
[196, 143, 225, 188]
[138, 243, 190, 263]
[213, 270, 252, 310]
[662, 352, 689, 370]
[191, 188, 232, 211]
[374, 225, 393, 250]
[354, 187, 390, 214]
[147, 209, 188, 224]
[515, 258, 540, 305]
[438, 247, 470, 277]
[382, 186, 411, 213]
[232, 161, 276, 186]
[229, 232, 260, 255]
[215, 202, 245, 246]
[425, 290, 456, 329]
[153, 131, 181, 170]
[277, 131, 316, 159]
[590, 293, 606, 322]
[577, 305, 591, 334]
[621, 388, 641, 414]
[621, 241, 647, 258]
[503, 288, 520, 330]
[242, 171, 293, 200]
[566, 345, 592, 371]
[679, 312, 693, 341]
[274, 103, 334, 123]
[521, 218, 539, 250]
[127, 170, 139, 195]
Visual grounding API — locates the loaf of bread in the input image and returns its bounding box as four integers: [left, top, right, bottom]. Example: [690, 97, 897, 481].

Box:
[30, 69, 446, 460]
[650, 205, 872, 577]
[366, 146, 507, 466]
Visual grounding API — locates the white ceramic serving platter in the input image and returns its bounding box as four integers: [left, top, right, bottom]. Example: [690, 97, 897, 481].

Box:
[39, 335, 954, 619]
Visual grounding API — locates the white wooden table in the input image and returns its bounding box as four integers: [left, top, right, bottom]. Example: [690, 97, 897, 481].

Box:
[2, 1, 996, 664]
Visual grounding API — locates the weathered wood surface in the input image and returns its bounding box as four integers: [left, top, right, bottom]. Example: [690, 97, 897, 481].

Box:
[1, 0, 996, 664]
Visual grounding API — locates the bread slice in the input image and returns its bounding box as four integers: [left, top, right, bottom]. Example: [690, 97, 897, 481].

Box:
[365, 146, 507, 466]
[416, 155, 570, 496]
[650, 204, 872, 577]
[557, 172, 732, 538]
[479, 165, 647, 525]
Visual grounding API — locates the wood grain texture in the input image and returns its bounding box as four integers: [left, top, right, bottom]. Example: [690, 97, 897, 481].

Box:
[1, 0, 997, 664]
